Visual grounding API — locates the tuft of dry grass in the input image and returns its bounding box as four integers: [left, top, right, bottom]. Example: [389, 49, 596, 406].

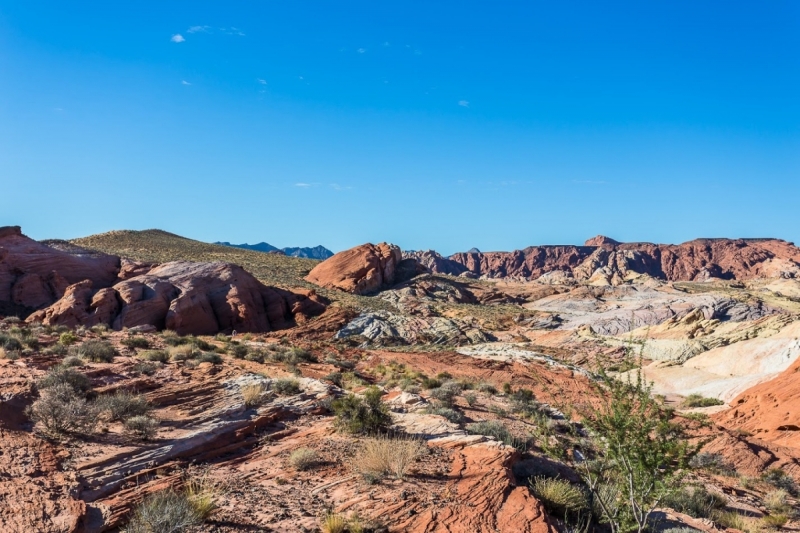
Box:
[240, 383, 265, 408]
[320, 511, 347, 533]
[185, 475, 217, 520]
[289, 448, 318, 471]
[353, 436, 424, 481]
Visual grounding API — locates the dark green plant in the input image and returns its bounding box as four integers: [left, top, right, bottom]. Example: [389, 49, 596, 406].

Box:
[331, 386, 391, 435]
[121, 336, 150, 349]
[36, 366, 92, 394]
[578, 347, 696, 533]
[71, 339, 116, 362]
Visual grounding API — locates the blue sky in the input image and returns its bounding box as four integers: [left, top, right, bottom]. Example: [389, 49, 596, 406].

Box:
[1, 2, 798, 254]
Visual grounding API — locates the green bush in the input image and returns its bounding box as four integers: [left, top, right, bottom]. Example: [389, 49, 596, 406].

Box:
[762, 468, 798, 495]
[26, 383, 99, 436]
[332, 386, 391, 435]
[37, 367, 92, 394]
[230, 344, 249, 359]
[682, 394, 725, 408]
[124, 489, 202, 532]
[124, 415, 159, 440]
[0, 334, 23, 351]
[273, 378, 301, 395]
[662, 485, 726, 519]
[195, 352, 222, 365]
[429, 381, 461, 408]
[121, 336, 150, 349]
[138, 350, 169, 363]
[71, 339, 116, 362]
[466, 420, 526, 451]
[97, 390, 151, 421]
[529, 477, 588, 517]
[427, 407, 464, 424]
[161, 330, 188, 346]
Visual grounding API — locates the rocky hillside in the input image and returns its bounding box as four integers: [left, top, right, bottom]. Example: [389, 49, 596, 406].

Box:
[1, 227, 327, 335]
[407, 236, 800, 283]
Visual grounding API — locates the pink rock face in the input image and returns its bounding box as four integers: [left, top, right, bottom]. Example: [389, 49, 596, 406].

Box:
[424, 238, 800, 282]
[0, 227, 119, 309]
[27, 261, 327, 335]
[305, 242, 402, 295]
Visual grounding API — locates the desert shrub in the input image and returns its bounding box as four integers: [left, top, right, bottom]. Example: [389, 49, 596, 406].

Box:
[195, 352, 222, 365]
[320, 511, 347, 533]
[690, 452, 734, 474]
[354, 437, 423, 480]
[289, 448, 319, 471]
[466, 420, 526, 450]
[763, 513, 789, 529]
[324, 372, 344, 387]
[138, 349, 169, 363]
[185, 476, 217, 520]
[762, 468, 798, 495]
[0, 334, 23, 351]
[124, 415, 159, 440]
[124, 489, 202, 533]
[132, 361, 159, 376]
[427, 407, 464, 424]
[273, 378, 301, 396]
[72, 339, 116, 362]
[464, 392, 477, 407]
[682, 394, 725, 408]
[332, 386, 391, 435]
[169, 345, 195, 361]
[510, 388, 541, 417]
[663, 528, 702, 533]
[244, 350, 265, 363]
[187, 337, 213, 351]
[61, 355, 84, 368]
[578, 351, 696, 533]
[268, 346, 316, 365]
[161, 330, 187, 346]
[26, 383, 99, 436]
[429, 381, 461, 408]
[97, 390, 150, 421]
[764, 489, 790, 513]
[90, 324, 109, 334]
[121, 336, 150, 349]
[0, 347, 19, 360]
[477, 381, 498, 394]
[240, 383, 265, 407]
[230, 344, 249, 359]
[713, 510, 763, 533]
[20, 334, 39, 349]
[529, 477, 588, 517]
[37, 366, 92, 394]
[502, 382, 513, 394]
[44, 343, 68, 356]
[662, 485, 726, 519]
[420, 377, 441, 389]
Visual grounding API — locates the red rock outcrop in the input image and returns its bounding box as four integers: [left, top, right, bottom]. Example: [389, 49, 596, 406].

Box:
[28, 261, 327, 335]
[421, 238, 800, 282]
[0, 226, 119, 309]
[305, 242, 402, 295]
[713, 357, 800, 450]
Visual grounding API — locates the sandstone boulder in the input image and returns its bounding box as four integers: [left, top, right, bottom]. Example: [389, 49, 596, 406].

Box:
[0, 226, 119, 310]
[28, 261, 328, 335]
[305, 242, 402, 295]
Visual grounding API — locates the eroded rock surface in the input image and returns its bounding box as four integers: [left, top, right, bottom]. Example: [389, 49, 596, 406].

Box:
[305, 242, 402, 295]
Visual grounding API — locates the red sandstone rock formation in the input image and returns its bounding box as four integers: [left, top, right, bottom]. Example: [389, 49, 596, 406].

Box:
[0, 226, 119, 310]
[28, 262, 327, 335]
[0, 226, 326, 334]
[305, 242, 402, 295]
[422, 238, 800, 282]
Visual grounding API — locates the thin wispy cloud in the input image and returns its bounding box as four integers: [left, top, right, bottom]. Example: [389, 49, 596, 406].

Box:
[221, 27, 246, 36]
[357, 48, 366, 54]
[572, 179, 608, 185]
[187, 25, 211, 33]
[257, 78, 267, 85]
[171, 34, 185, 43]
[383, 41, 390, 47]
[294, 183, 312, 188]
[330, 183, 353, 191]
[458, 100, 470, 108]
[181, 80, 192, 85]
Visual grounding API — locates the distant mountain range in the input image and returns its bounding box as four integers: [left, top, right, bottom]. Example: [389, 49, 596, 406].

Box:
[215, 241, 334, 260]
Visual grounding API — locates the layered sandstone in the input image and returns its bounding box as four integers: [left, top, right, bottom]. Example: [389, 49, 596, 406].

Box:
[410, 237, 800, 282]
[305, 242, 402, 295]
[1, 227, 326, 334]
